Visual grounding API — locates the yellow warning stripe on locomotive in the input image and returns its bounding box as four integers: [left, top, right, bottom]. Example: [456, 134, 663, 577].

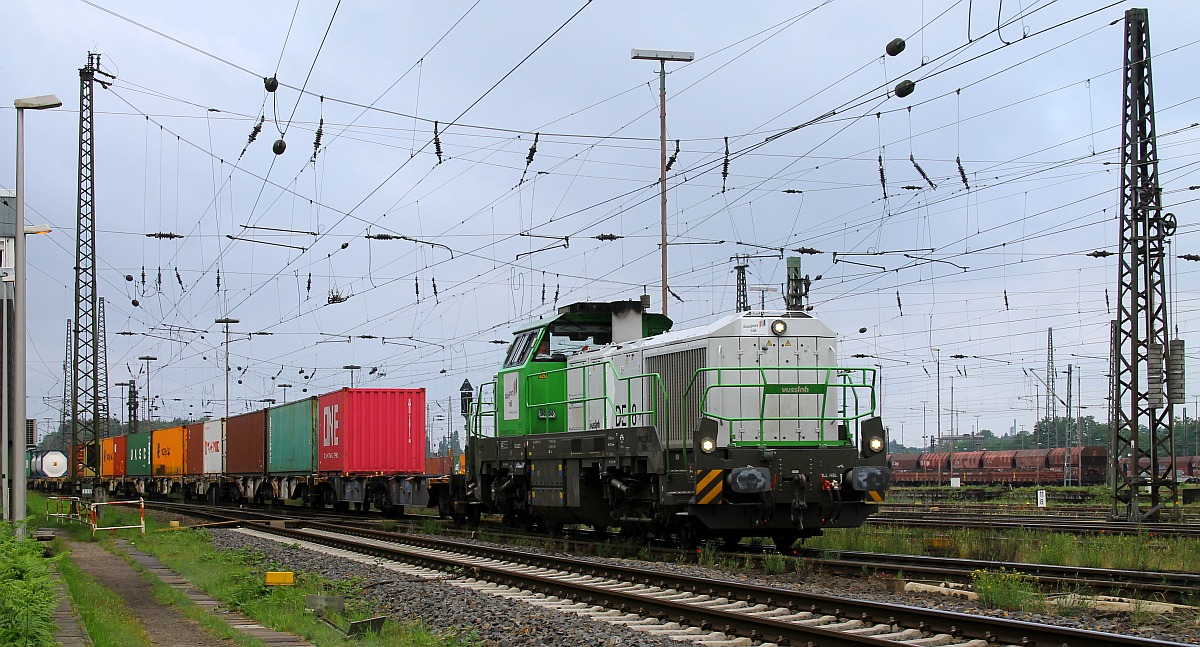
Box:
[694, 469, 724, 504]
[865, 490, 884, 502]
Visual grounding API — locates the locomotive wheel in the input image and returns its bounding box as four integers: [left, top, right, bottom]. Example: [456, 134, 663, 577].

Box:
[676, 521, 702, 549]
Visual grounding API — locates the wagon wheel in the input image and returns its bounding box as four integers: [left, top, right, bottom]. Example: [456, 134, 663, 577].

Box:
[676, 520, 703, 549]
[771, 532, 801, 553]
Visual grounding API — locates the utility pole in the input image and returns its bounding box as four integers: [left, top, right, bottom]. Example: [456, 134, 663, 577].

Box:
[216, 318, 238, 421]
[1112, 8, 1183, 522]
[632, 48, 694, 317]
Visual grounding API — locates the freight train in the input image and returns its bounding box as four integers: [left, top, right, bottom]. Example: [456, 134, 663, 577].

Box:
[33, 388, 445, 515]
[440, 300, 890, 547]
[32, 299, 891, 546]
[888, 447, 1200, 486]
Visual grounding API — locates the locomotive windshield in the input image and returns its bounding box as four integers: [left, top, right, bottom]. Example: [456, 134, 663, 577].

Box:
[503, 330, 538, 368]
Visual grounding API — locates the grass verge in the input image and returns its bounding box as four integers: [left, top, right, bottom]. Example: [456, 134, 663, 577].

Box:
[808, 524, 1200, 573]
[31, 495, 476, 647]
[55, 548, 153, 647]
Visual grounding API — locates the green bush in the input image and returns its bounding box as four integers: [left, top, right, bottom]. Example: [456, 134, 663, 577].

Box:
[0, 523, 57, 646]
[971, 568, 1044, 612]
[761, 552, 789, 575]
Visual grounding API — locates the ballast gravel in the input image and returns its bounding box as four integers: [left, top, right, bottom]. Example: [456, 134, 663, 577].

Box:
[203, 526, 1200, 646]
[207, 529, 678, 647]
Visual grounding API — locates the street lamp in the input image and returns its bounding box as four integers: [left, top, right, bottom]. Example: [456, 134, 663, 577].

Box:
[10, 93, 60, 534]
[632, 48, 693, 317]
[931, 347, 942, 485]
[137, 356, 157, 424]
[343, 365, 361, 388]
[278, 383, 292, 403]
[215, 318, 238, 420]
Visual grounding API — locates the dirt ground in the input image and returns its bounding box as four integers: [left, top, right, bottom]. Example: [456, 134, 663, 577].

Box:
[65, 540, 235, 646]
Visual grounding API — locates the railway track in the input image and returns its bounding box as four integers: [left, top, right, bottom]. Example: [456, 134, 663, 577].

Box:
[148, 502, 1194, 647]
[794, 549, 1200, 600]
[145, 500, 1200, 599]
[868, 511, 1200, 537]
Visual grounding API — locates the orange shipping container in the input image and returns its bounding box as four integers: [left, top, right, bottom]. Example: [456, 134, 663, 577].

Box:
[101, 436, 127, 477]
[152, 426, 187, 476]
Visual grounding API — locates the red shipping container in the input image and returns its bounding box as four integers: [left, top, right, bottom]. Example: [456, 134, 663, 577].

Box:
[101, 436, 127, 477]
[318, 388, 425, 475]
[185, 422, 205, 475]
[426, 455, 452, 475]
[226, 410, 267, 474]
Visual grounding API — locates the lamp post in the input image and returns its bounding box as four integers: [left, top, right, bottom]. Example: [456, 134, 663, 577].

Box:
[921, 400, 928, 453]
[11, 94, 61, 535]
[278, 383, 292, 404]
[931, 347, 942, 484]
[215, 318, 238, 420]
[137, 356, 157, 424]
[343, 365, 361, 388]
[632, 48, 693, 317]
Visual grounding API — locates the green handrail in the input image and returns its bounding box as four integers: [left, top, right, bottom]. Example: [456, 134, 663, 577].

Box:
[521, 361, 665, 432]
[683, 365, 877, 448]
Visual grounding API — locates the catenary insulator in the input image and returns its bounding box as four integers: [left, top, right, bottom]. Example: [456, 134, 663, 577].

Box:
[1167, 339, 1185, 404]
[1147, 343, 1164, 408]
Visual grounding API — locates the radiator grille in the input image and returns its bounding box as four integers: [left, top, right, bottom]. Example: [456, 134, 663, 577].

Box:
[645, 347, 705, 449]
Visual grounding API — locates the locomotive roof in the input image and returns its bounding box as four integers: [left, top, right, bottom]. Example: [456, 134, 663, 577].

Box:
[568, 309, 835, 359]
[512, 300, 672, 343]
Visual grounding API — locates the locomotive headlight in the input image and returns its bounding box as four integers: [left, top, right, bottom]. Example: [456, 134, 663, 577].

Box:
[770, 319, 787, 336]
[867, 436, 884, 454]
[700, 437, 716, 453]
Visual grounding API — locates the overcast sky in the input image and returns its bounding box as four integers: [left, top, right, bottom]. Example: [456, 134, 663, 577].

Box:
[3, 1, 1198, 449]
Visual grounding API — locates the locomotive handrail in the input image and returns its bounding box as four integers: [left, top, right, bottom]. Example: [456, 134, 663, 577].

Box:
[471, 361, 672, 471]
[469, 381, 497, 438]
[683, 365, 877, 447]
[521, 361, 665, 433]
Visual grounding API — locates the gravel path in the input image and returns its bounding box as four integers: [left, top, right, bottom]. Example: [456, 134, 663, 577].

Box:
[198, 524, 1199, 646]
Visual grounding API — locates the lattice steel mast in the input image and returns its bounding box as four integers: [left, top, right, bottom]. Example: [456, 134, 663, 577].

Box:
[1111, 8, 1183, 522]
[1045, 328, 1056, 446]
[57, 320, 71, 451]
[96, 296, 110, 440]
[733, 256, 748, 312]
[69, 53, 113, 485]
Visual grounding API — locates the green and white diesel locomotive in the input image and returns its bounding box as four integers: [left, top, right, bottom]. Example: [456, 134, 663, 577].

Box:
[451, 300, 889, 547]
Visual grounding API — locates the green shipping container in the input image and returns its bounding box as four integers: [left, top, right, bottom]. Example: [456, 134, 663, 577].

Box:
[268, 397, 317, 474]
[126, 431, 152, 476]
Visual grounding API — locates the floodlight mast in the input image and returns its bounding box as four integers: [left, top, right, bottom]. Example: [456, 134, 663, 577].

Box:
[632, 48, 693, 318]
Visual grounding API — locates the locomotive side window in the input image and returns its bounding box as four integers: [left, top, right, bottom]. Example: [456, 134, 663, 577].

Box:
[503, 330, 539, 368]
